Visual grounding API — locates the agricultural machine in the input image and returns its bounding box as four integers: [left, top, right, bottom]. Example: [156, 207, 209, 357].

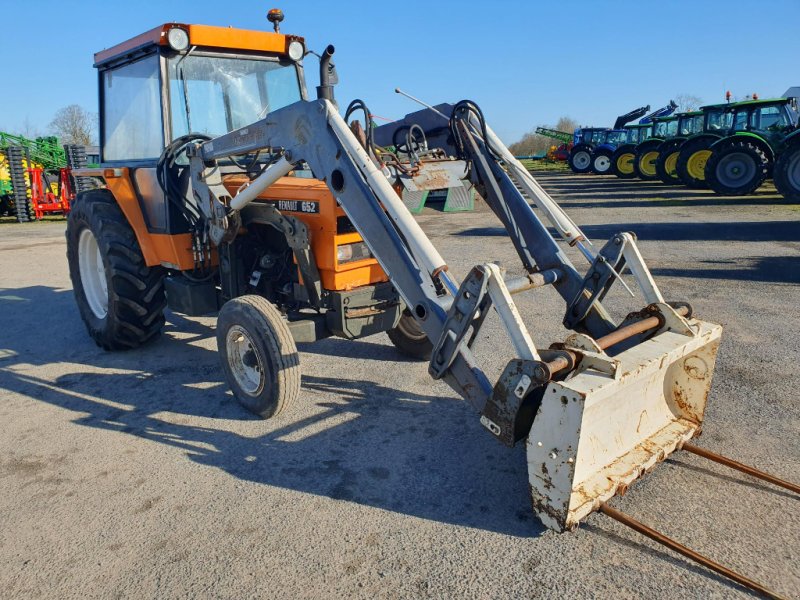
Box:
[703, 97, 799, 196]
[651, 111, 705, 184]
[675, 102, 739, 188]
[0, 132, 89, 221]
[534, 126, 573, 161]
[570, 103, 677, 175]
[567, 127, 609, 173]
[62, 14, 797, 595]
[610, 124, 652, 178]
[630, 115, 680, 180]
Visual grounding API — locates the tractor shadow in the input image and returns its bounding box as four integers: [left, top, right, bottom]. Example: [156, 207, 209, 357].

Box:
[0, 285, 539, 537]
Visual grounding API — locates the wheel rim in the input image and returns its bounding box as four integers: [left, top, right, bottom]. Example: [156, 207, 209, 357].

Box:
[617, 153, 634, 174]
[687, 150, 711, 180]
[664, 152, 679, 176]
[226, 325, 266, 396]
[78, 228, 108, 319]
[786, 152, 800, 191]
[716, 152, 756, 188]
[573, 151, 590, 169]
[594, 155, 611, 173]
[639, 151, 659, 176]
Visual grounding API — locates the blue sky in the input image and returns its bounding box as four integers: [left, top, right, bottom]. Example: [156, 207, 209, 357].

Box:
[2, 0, 798, 144]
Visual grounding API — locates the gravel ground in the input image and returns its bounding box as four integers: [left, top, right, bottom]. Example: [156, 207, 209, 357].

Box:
[0, 172, 798, 599]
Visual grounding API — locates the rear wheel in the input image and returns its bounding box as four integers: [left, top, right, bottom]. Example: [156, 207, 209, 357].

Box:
[568, 145, 592, 174]
[66, 189, 166, 350]
[773, 143, 800, 200]
[387, 310, 432, 360]
[705, 139, 768, 196]
[217, 295, 300, 418]
[655, 140, 684, 184]
[677, 138, 716, 188]
[591, 149, 613, 175]
[611, 145, 637, 179]
[633, 141, 661, 181]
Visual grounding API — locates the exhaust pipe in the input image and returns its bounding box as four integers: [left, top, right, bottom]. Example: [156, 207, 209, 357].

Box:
[316, 44, 337, 104]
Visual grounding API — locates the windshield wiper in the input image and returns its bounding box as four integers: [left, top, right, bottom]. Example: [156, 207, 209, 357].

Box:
[175, 46, 197, 133]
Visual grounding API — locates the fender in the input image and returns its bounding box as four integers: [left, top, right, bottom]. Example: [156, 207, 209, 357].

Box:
[594, 143, 615, 154]
[710, 132, 774, 163]
[569, 143, 594, 155]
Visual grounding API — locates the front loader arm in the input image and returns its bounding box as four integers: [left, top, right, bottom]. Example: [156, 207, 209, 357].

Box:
[190, 98, 494, 410]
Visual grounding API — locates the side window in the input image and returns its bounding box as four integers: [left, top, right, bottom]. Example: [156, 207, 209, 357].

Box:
[103, 54, 163, 161]
[733, 110, 748, 131]
[750, 106, 784, 131]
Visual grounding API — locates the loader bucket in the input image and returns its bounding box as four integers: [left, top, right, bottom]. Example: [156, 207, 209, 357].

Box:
[527, 317, 723, 531]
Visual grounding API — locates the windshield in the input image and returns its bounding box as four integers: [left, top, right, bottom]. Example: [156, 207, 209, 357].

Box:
[705, 109, 733, 132]
[654, 120, 678, 138]
[607, 130, 627, 145]
[591, 130, 607, 143]
[169, 53, 302, 139]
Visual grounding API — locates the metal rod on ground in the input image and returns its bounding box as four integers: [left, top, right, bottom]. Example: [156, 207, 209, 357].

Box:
[682, 444, 800, 495]
[598, 503, 786, 600]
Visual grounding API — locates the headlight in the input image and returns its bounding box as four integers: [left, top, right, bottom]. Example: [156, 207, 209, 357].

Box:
[337, 242, 372, 264]
[167, 27, 189, 52]
[288, 40, 304, 61]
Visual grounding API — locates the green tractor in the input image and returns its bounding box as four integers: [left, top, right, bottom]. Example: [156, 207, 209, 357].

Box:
[704, 97, 799, 195]
[652, 111, 704, 184]
[610, 124, 652, 178]
[675, 102, 739, 188]
[631, 115, 679, 180]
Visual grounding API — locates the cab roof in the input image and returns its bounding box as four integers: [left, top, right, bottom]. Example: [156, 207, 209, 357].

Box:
[94, 23, 303, 67]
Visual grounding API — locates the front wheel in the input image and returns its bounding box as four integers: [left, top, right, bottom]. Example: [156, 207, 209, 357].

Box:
[655, 140, 684, 184]
[217, 295, 301, 418]
[387, 311, 432, 360]
[568, 145, 593, 174]
[591, 149, 613, 175]
[66, 189, 166, 350]
[705, 140, 768, 196]
[773, 143, 800, 200]
[633, 142, 662, 181]
[611, 145, 637, 179]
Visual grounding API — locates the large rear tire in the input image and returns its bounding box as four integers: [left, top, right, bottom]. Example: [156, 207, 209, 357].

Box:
[633, 141, 662, 181]
[66, 189, 166, 350]
[610, 144, 637, 179]
[655, 140, 684, 184]
[217, 295, 301, 418]
[705, 139, 768, 196]
[591, 149, 614, 175]
[568, 145, 593, 174]
[387, 310, 432, 360]
[676, 138, 715, 188]
[773, 143, 800, 201]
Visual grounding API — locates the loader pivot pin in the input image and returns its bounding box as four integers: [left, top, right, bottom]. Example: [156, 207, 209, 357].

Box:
[598, 503, 786, 600]
[682, 443, 800, 495]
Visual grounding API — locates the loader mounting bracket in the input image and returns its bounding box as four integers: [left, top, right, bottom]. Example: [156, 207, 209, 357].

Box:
[481, 350, 577, 448]
[564, 233, 633, 329]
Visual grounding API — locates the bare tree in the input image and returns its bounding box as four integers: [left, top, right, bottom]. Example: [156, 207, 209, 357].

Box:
[674, 94, 704, 112]
[49, 105, 97, 145]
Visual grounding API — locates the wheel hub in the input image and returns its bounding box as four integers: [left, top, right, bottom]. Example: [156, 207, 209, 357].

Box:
[717, 152, 756, 187]
[617, 153, 634, 174]
[640, 151, 659, 176]
[687, 150, 711, 180]
[594, 155, 611, 172]
[573, 151, 590, 169]
[226, 326, 265, 396]
[77, 228, 108, 319]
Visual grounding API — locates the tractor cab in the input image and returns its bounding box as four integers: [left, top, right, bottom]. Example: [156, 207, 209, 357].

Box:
[87, 21, 390, 299]
[573, 127, 609, 147]
[623, 124, 652, 145]
[677, 111, 703, 137]
[649, 115, 679, 141]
